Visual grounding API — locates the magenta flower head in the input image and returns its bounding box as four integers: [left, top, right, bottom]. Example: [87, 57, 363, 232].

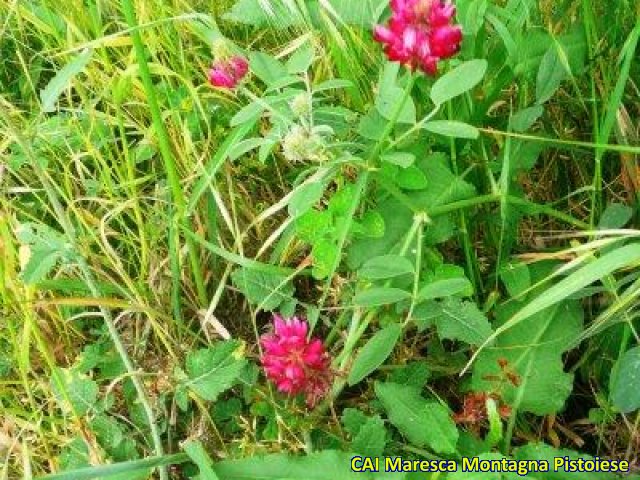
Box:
[208, 55, 249, 90]
[374, 0, 462, 75]
[260, 315, 333, 408]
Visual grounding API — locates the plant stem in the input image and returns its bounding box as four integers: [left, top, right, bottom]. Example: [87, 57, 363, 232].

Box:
[121, 0, 207, 306]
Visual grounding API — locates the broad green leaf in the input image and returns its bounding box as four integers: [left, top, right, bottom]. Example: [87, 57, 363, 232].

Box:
[352, 416, 387, 457]
[295, 210, 332, 243]
[599, 203, 633, 230]
[500, 262, 531, 298]
[536, 45, 567, 104]
[91, 415, 124, 453]
[21, 246, 64, 285]
[375, 382, 458, 454]
[231, 266, 295, 311]
[248, 52, 288, 86]
[423, 120, 479, 139]
[417, 278, 472, 301]
[430, 59, 487, 105]
[349, 324, 403, 385]
[514, 443, 617, 480]
[381, 152, 415, 168]
[610, 346, 640, 413]
[185, 341, 247, 402]
[510, 105, 544, 132]
[230, 102, 267, 127]
[342, 408, 369, 436]
[40, 49, 93, 112]
[353, 287, 411, 307]
[359, 255, 414, 280]
[51, 367, 98, 416]
[184, 439, 221, 480]
[286, 42, 315, 73]
[311, 238, 339, 280]
[388, 361, 430, 389]
[435, 298, 493, 346]
[396, 165, 429, 190]
[215, 450, 403, 479]
[472, 300, 583, 414]
[360, 211, 386, 238]
[288, 181, 325, 218]
[16, 222, 70, 285]
[376, 86, 416, 124]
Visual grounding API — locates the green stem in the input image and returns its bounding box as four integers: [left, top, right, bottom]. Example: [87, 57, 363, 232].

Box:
[121, 0, 207, 306]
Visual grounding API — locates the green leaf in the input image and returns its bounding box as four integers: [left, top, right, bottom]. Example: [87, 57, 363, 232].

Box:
[435, 298, 493, 347]
[514, 443, 617, 480]
[214, 450, 403, 479]
[51, 367, 98, 416]
[599, 203, 633, 230]
[349, 324, 403, 385]
[510, 105, 544, 132]
[423, 120, 479, 139]
[16, 222, 70, 285]
[472, 300, 583, 414]
[536, 45, 567, 104]
[396, 165, 429, 190]
[286, 42, 315, 73]
[40, 49, 93, 112]
[288, 182, 325, 218]
[185, 341, 247, 402]
[295, 210, 332, 243]
[352, 416, 387, 457]
[375, 382, 458, 454]
[184, 439, 221, 480]
[359, 255, 414, 280]
[342, 408, 369, 436]
[610, 346, 640, 413]
[311, 238, 339, 280]
[381, 152, 415, 168]
[499, 262, 531, 298]
[417, 278, 472, 301]
[360, 211, 386, 238]
[430, 59, 487, 105]
[353, 287, 411, 307]
[376, 86, 416, 124]
[248, 51, 288, 86]
[231, 267, 295, 311]
[91, 415, 124, 454]
[388, 361, 430, 389]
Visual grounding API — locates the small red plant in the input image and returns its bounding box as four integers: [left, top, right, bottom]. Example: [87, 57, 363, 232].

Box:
[260, 315, 333, 407]
[208, 55, 249, 89]
[374, 0, 462, 75]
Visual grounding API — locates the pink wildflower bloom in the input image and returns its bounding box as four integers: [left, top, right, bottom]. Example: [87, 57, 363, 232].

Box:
[208, 55, 249, 89]
[374, 0, 462, 75]
[260, 315, 333, 407]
